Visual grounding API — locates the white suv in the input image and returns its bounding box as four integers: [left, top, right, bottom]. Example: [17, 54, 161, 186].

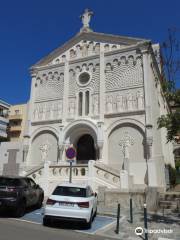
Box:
[43, 183, 97, 228]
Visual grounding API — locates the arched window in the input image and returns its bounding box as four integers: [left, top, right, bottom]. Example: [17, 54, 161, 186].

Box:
[85, 91, 89, 115]
[78, 92, 83, 116]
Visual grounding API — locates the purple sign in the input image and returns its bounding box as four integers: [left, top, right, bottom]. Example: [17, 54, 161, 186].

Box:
[66, 147, 76, 160]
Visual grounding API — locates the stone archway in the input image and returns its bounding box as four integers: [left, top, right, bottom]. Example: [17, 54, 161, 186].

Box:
[63, 120, 98, 163]
[30, 130, 58, 166]
[76, 134, 96, 163]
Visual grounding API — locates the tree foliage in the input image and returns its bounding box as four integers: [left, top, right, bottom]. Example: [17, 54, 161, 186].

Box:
[158, 28, 180, 142]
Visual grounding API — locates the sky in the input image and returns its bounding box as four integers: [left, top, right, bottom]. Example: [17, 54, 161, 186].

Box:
[0, 0, 180, 105]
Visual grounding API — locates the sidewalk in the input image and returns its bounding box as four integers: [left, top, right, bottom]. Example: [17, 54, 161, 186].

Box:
[96, 206, 180, 240]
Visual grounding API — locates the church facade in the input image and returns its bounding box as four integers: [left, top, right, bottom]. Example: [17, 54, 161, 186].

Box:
[23, 10, 174, 192]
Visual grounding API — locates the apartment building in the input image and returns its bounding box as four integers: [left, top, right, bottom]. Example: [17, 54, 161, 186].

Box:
[8, 104, 27, 142]
[0, 99, 10, 142]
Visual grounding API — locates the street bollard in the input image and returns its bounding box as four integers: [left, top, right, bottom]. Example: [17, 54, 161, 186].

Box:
[69, 161, 72, 183]
[144, 203, 148, 240]
[115, 203, 120, 234]
[130, 197, 133, 223]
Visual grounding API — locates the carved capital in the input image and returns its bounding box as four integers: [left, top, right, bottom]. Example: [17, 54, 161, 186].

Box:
[147, 137, 153, 146]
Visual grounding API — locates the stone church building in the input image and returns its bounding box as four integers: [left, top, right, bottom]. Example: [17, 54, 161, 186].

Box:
[20, 9, 174, 194]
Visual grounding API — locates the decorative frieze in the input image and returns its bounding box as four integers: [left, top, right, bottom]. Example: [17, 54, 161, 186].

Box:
[51, 41, 123, 65]
[32, 100, 63, 122]
[105, 88, 144, 114]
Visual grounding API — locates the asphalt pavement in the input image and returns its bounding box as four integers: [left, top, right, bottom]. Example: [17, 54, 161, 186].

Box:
[0, 218, 110, 240]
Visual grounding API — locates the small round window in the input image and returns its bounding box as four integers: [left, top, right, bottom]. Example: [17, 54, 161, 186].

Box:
[78, 72, 90, 85]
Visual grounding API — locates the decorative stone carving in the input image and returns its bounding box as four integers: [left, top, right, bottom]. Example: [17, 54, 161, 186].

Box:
[116, 94, 124, 112]
[45, 102, 51, 120]
[88, 42, 94, 55]
[70, 49, 76, 59]
[33, 107, 38, 120]
[76, 45, 81, 57]
[119, 131, 134, 159]
[57, 100, 63, 118]
[94, 43, 100, 54]
[82, 41, 88, 57]
[137, 91, 144, 109]
[40, 140, 51, 162]
[127, 92, 134, 111]
[69, 99, 75, 117]
[80, 8, 93, 29]
[104, 44, 109, 52]
[38, 104, 44, 120]
[106, 95, 113, 113]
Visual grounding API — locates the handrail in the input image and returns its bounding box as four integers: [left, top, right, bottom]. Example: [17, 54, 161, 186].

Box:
[26, 164, 44, 176]
[49, 164, 88, 168]
[94, 163, 120, 178]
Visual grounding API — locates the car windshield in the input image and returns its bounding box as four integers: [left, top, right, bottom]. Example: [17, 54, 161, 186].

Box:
[0, 177, 22, 186]
[53, 186, 86, 197]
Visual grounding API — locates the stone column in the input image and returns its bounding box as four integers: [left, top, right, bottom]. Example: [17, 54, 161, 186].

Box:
[97, 121, 104, 161]
[88, 160, 95, 191]
[58, 125, 65, 163]
[142, 48, 158, 187]
[43, 160, 50, 197]
[62, 60, 69, 123]
[99, 43, 105, 120]
[29, 72, 37, 120]
[142, 50, 153, 126]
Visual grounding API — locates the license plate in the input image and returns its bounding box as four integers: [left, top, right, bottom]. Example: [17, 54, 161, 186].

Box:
[59, 202, 74, 207]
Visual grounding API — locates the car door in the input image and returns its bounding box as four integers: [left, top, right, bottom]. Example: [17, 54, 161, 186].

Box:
[26, 178, 38, 206]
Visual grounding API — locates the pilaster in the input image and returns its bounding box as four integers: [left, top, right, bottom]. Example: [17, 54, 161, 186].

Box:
[142, 50, 153, 127]
[99, 43, 105, 120]
[62, 60, 69, 123]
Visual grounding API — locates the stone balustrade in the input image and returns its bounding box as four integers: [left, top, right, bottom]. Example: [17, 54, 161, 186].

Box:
[26, 161, 122, 196]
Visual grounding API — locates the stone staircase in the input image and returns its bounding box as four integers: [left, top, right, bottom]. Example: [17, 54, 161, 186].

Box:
[158, 192, 180, 212]
[24, 160, 121, 196]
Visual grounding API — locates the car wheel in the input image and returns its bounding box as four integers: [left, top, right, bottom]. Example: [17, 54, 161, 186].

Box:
[36, 194, 44, 209]
[86, 212, 93, 229]
[43, 216, 50, 227]
[14, 200, 26, 217]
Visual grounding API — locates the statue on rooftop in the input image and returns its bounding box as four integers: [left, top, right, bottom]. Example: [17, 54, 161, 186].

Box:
[80, 9, 93, 31]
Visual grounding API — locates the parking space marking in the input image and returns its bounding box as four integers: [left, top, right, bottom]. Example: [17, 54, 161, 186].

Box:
[8, 218, 41, 225]
[5, 208, 117, 235]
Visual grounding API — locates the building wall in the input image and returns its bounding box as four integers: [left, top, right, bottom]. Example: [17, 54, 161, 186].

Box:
[0, 100, 10, 141]
[8, 104, 27, 142]
[22, 36, 175, 190]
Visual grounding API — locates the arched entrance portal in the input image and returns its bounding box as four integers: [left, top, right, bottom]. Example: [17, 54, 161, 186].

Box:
[76, 134, 96, 164]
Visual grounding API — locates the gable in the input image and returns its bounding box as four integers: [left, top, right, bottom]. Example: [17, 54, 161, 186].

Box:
[31, 31, 150, 69]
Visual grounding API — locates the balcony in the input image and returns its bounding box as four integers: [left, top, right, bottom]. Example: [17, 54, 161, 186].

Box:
[9, 125, 22, 132]
[8, 114, 22, 120]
